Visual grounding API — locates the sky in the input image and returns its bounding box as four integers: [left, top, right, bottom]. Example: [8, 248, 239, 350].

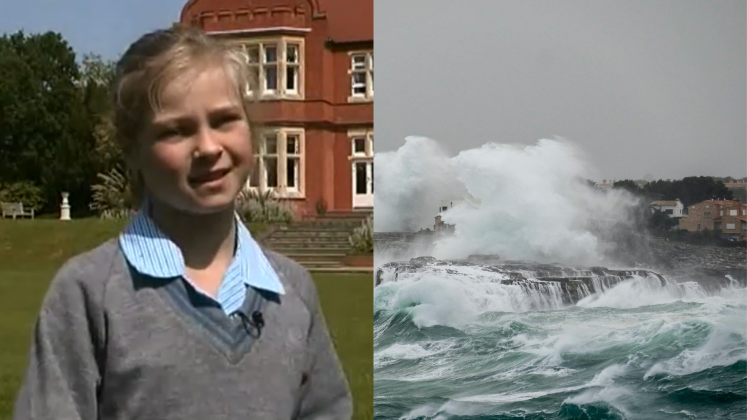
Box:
[374, 0, 747, 181]
[1, 0, 186, 61]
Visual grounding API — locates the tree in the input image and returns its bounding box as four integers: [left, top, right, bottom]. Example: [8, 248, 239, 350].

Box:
[78, 54, 123, 172]
[731, 187, 747, 202]
[679, 176, 733, 206]
[612, 179, 642, 195]
[649, 209, 678, 231]
[642, 176, 734, 208]
[0, 31, 96, 213]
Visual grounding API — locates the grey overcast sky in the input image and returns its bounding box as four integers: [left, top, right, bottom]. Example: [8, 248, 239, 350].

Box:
[374, 0, 747, 181]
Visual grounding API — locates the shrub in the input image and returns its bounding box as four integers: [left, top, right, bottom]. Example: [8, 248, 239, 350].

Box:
[0, 181, 45, 211]
[89, 167, 134, 219]
[236, 189, 295, 224]
[349, 215, 373, 254]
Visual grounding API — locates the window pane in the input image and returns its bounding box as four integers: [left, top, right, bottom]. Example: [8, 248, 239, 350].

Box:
[287, 158, 298, 188]
[247, 67, 259, 92]
[265, 134, 277, 154]
[287, 135, 299, 154]
[355, 162, 367, 194]
[264, 66, 277, 90]
[286, 66, 297, 91]
[287, 44, 299, 63]
[264, 45, 277, 63]
[246, 46, 259, 63]
[352, 73, 366, 95]
[353, 137, 365, 154]
[265, 157, 278, 187]
[351, 55, 366, 70]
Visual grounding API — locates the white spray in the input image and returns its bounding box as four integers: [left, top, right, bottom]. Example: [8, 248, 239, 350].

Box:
[374, 136, 640, 266]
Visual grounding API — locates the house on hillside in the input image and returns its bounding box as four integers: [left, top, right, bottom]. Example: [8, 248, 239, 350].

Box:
[180, 0, 373, 218]
[724, 178, 747, 189]
[724, 178, 747, 203]
[597, 180, 614, 190]
[679, 199, 747, 239]
[650, 199, 684, 218]
[718, 214, 747, 241]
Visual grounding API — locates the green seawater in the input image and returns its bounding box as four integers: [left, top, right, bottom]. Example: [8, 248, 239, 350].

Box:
[373, 273, 747, 420]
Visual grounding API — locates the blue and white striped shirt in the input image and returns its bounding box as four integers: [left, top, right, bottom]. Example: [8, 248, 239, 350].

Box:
[118, 209, 285, 315]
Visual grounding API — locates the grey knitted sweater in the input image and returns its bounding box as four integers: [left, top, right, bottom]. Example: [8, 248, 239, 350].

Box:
[12, 238, 353, 420]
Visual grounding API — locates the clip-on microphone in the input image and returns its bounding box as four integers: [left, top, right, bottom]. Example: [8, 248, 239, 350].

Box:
[236, 310, 265, 338]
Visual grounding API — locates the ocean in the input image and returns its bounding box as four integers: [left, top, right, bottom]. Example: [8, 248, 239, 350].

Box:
[374, 260, 747, 420]
[373, 137, 747, 419]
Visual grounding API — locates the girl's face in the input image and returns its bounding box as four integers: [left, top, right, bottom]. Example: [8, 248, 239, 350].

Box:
[132, 65, 253, 215]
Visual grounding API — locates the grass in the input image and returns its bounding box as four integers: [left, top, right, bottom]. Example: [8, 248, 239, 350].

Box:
[0, 219, 372, 420]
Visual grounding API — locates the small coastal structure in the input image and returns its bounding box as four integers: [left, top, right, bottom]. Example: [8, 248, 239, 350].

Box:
[650, 198, 685, 218]
[434, 200, 461, 235]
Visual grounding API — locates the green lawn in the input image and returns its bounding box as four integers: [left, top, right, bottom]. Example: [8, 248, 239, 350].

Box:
[0, 219, 372, 420]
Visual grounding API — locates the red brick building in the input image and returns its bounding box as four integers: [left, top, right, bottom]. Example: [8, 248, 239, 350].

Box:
[679, 199, 747, 239]
[180, 0, 373, 217]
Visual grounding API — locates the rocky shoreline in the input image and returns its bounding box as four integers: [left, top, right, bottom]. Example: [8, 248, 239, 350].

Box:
[375, 255, 672, 305]
[374, 232, 747, 289]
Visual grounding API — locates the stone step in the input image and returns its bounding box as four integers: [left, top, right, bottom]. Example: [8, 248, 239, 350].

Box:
[271, 230, 351, 238]
[265, 239, 350, 250]
[269, 246, 349, 254]
[269, 236, 350, 242]
[278, 250, 347, 262]
[266, 237, 350, 243]
[299, 261, 344, 268]
[280, 224, 362, 231]
[307, 266, 374, 274]
[308, 211, 372, 220]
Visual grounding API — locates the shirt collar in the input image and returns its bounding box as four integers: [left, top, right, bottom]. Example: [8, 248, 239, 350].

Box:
[118, 207, 285, 295]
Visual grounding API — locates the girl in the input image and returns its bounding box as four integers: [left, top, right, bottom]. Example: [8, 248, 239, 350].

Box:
[12, 26, 352, 420]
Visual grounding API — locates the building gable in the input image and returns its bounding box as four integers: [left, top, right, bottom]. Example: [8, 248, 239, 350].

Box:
[180, 0, 372, 43]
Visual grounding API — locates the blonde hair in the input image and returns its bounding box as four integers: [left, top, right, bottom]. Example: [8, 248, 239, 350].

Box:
[111, 25, 260, 207]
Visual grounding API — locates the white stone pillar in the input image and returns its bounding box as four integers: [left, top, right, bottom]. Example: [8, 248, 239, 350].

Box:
[60, 192, 71, 221]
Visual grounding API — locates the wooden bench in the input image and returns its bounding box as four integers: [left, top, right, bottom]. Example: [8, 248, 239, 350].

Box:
[1, 202, 35, 219]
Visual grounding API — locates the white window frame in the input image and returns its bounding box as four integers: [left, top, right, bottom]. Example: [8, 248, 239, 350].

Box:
[235, 37, 304, 99]
[348, 51, 373, 102]
[284, 132, 302, 195]
[245, 128, 305, 198]
[284, 42, 301, 95]
[262, 44, 279, 95]
[348, 129, 374, 208]
[350, 135, 373, 158]
[726, 223, 736, 230]
[729, 209, 737, 216]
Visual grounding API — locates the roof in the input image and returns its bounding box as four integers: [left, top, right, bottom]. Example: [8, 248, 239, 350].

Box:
[323, 0, 373, 43]
[691, 199, 745, 208]
[179, 0, 372, 43]
[651, 201, 678, 206]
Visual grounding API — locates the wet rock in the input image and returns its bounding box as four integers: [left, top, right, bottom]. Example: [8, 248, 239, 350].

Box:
[374, 256, 671, 305]
[374, 232, 747, 291]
